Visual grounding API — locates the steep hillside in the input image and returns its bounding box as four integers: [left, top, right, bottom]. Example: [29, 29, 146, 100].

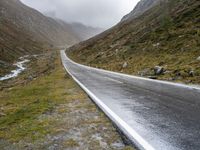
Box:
[0, 0, 80, 75]
[1, 0, 79, 46]
[122, 0, 161, 21]
[69, 0, 200, 84]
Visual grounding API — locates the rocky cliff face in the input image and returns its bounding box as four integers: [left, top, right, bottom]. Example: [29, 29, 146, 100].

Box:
[121, 0, 162, 21]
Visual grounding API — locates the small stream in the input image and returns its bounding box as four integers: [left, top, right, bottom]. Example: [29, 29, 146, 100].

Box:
[0, 58, 30, 81]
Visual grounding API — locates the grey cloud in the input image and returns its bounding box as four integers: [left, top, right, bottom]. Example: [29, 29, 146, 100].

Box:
[20, 0, 140, 28]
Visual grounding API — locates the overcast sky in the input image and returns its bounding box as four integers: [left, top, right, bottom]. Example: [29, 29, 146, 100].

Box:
[20, 0, 140, 28]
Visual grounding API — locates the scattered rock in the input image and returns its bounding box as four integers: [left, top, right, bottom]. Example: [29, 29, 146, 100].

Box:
[95, 54, 101, 58]
[174, 70, 181, 76]
[27, 75, 33, 81]
[197, 56, 200, 61]
[154, 66, 164, 75]
[138, 68, 152, 76]
[148, 76, 158, 79]
[179, 35, 184, 38]
[176, 76, 183, 80]
[174, 70, 190, 78]
[164, 70, 172, 74]
[111, 141, 124, 149]
[96, 52, 104, 59]
[109, 45, 114, 48]
[0, 112, 6, 117]
[153, 43, 160, 47]
[122, 62, 128, 68]
[189, 70, 195, 77]
[168, 77, 176, 81]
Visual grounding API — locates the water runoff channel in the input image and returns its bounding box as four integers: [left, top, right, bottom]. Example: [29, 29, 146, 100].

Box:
[0, 56, 30, 81]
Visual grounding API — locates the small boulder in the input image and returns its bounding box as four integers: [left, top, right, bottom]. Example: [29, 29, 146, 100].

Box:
[197, 56, 200, 61]
[109, 45, 114, 48]
[148, 76, 158, 79]
[189, 70, 195, 77]
[27, 75, 33, 81]
[0, 112, 6, 117]
[154, 66, 164, 75]
[168, 77, 176, 81]
[153, 43, 160, 47]
[122, 62, 128, 68]
[138, 68, 153, 76]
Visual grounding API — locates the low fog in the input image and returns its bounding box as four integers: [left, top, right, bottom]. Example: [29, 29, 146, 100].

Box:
[20, 0, 140, 28]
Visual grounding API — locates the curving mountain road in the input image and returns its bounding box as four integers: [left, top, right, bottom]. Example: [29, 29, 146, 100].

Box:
[61, 50, 200, 150]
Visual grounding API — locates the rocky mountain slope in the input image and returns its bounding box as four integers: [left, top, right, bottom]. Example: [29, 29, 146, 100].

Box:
[122, 0, 162, 21]
[69, 0, 200, 84]
[0, 0, 80, 75]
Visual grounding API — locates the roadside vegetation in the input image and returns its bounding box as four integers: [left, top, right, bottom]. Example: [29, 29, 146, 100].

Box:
[0, 52, 133, 149]
[69, 0, 200, 84]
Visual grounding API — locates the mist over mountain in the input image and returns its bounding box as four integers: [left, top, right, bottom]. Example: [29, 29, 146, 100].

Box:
[44, 10, 57, 18]
[122, 0, 162, 21]
[20, 0, 138, 29]
[70, 23, 104, 40]
[0, 0, 105, 75]
[51, 18, 104, 41]
[1, 0, 80, 46]
[0, 0, 79, 74]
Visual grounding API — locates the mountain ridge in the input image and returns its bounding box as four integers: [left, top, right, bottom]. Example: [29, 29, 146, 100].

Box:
[0, 0, 80, 75]
[121, 0, 162, 21]
[55, 20, 103, 41]
[69, 0, 200, 84]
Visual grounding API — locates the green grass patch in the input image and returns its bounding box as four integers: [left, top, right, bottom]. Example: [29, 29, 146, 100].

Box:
[0, 54, 86, 142]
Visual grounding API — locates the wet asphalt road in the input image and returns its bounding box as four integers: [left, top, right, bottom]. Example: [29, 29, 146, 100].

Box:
[61, 50, 200, 150]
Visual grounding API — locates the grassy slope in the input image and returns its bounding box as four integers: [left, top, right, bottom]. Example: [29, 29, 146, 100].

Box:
[0, 0, 79, 76]
[0, 52, 76, 142]
[0, 19, 48, 76]
[0, 52, 133, 149]
[69, 0, 200, 84]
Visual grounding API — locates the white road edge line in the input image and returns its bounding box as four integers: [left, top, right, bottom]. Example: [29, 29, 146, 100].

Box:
[64, 50, 200, 91]
[61, 51, 155, 150]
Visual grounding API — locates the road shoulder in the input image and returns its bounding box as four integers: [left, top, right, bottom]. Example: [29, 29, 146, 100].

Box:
[0, 52, 133, 150]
